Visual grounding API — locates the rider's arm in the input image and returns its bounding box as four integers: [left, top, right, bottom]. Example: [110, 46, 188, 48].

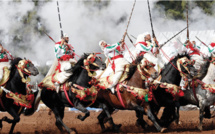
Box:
[136, 43, 153, 52]
[105, 43, 120, 52]
[55, 45, 64, 59]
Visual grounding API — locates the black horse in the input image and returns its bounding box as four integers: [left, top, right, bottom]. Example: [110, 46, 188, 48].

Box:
[41, 53, 106, 133]
[0, 57, 39, 134]
[149, 54, 197, 127]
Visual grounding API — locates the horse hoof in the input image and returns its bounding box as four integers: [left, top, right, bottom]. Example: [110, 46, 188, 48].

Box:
[113, 124, 121, 132]
[197, 125, 203, 131]
[178, 121, 182, 125]
[77, 114, 82, 119]
[160, 128, 167, 133]
[70, 131, 76, 134]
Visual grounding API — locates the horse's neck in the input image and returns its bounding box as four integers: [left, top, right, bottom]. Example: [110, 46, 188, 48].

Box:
[195, 57, 210, 80]
[75, 69, 91, 87]
[161, 62, 181, 85]
[202, 63, 215, 84]
[127, 69, 144, 88]
[7, 70, 26, 94]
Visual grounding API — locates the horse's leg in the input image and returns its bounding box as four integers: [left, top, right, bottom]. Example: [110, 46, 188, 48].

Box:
[74, 100, 90, 121]
[102, 104, 121, 132]
[174, 101, 181, 124]
[136, 106, 166, 132]
[198, 102, 205, 131]
[52, 106, 73, 133]
[204, 106, 211, 119]
[97, 110, 107, 132]
[135, 110, 149, 129]
[1, 107, 21, 134]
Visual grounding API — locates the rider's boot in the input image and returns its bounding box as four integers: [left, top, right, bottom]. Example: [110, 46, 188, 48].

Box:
[55, 82, 60, 93]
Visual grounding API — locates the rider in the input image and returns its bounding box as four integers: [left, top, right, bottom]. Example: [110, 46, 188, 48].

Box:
[135, 32, 159, 56]
[208, 38, 215, 55]
[54, 33, 76, 93]
[182, 40, 203, 70]
[135, 32, 164, 72]
[99, 39, 129, 94]
[0, 43, 13, 81]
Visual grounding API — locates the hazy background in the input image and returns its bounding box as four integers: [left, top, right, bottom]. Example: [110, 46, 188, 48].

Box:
[0, 0, 214, 82]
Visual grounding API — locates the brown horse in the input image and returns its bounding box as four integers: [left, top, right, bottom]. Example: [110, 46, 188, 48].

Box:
[94, 55, 166, 132]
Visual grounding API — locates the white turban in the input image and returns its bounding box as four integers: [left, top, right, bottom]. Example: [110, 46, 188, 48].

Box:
[136, 32, 150, 44]
[64, 33, 69, 38]
[99, 40, 106, 51]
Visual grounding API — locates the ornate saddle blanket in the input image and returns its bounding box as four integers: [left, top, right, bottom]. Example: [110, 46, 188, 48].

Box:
[0, 67, 10, 87]
[38, 72, 98, 102]
[71, 84, 98, 102]
[118, 83, 153, 102]
[0, 86, 34, 109]
[38, 71, 70, 92]
[98, 64, 130, 90]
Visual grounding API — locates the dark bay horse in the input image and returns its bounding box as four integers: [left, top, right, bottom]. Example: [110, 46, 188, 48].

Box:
[0, 57, 39, 134]
[149, 54, 197, 127]
[40, 53, 106, 133]
[93, 55, 166, 132]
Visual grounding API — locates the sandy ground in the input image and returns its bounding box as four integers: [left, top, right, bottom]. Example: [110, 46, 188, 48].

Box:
[1, 109, 215, 134]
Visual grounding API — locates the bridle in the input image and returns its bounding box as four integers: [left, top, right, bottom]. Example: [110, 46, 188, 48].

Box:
[137, 58, 156, 80]
[176, 57, 195, 78]
[83, 54, 102, 77]
[15, 59, 33, 83]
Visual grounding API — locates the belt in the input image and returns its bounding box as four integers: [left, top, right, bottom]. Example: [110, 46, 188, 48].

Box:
[111, 55, 123, 60]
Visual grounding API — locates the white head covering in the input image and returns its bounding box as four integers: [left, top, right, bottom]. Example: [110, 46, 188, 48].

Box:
[64, 33, 69, 38]
[99, 40, 106, 50]
[136, 32, 150, 44]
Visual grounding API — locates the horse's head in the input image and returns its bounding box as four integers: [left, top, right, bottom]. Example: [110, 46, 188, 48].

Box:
[17, 59, 39, 76]
[177, 56, 197, 80]
[138, 57, 158, 80]
[84, 53, 106, 71]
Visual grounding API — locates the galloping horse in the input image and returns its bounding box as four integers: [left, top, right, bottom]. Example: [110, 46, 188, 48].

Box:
[178, 55, 213, 130]
[149, 54, 197, 127]
[40, 53, 106, 133]
[0, 57, 39, 134]
[93, 55, 166, 132]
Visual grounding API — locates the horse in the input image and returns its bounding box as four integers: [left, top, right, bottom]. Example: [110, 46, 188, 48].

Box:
[40, 53, 106, 133]
[148, 53, 197, 127]
[92, 55, 167, 132]
[178, 55, 213, 131]
[0, 57, 39, 134]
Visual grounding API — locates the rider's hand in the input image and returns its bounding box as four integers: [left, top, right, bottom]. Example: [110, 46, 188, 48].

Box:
[61, 38, 65, 46]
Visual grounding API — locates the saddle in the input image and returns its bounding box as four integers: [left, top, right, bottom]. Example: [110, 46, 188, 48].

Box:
[99, 64, 130, 89]
[38, 70, 70, 92]
[38, 70, 97, 102]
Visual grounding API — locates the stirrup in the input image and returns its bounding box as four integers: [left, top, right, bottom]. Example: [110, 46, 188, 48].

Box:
[55, 82, 60, 93]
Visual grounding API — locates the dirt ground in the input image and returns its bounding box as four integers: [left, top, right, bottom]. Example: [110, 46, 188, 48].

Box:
[1, 109, 215, 134]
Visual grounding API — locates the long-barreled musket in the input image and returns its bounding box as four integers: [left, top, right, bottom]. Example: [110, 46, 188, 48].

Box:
[43, 30, 56, 43]
[147, 0, 156, 38]
[122, 0, 136, 41]
[159, 27, 187, 49]
[195, 36, 208, 47]
[186, 1, 189, 41]
[57, 1, 64, 38]
[126, 33, 135, 47]
[130, 34, 137, 40]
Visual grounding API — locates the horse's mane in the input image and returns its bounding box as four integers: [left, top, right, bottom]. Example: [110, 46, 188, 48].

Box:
[68, 54, 89, 81]
[126, 55, 144, 80]
[10, 57, 22, 78]
[161, 53, 190, 75]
